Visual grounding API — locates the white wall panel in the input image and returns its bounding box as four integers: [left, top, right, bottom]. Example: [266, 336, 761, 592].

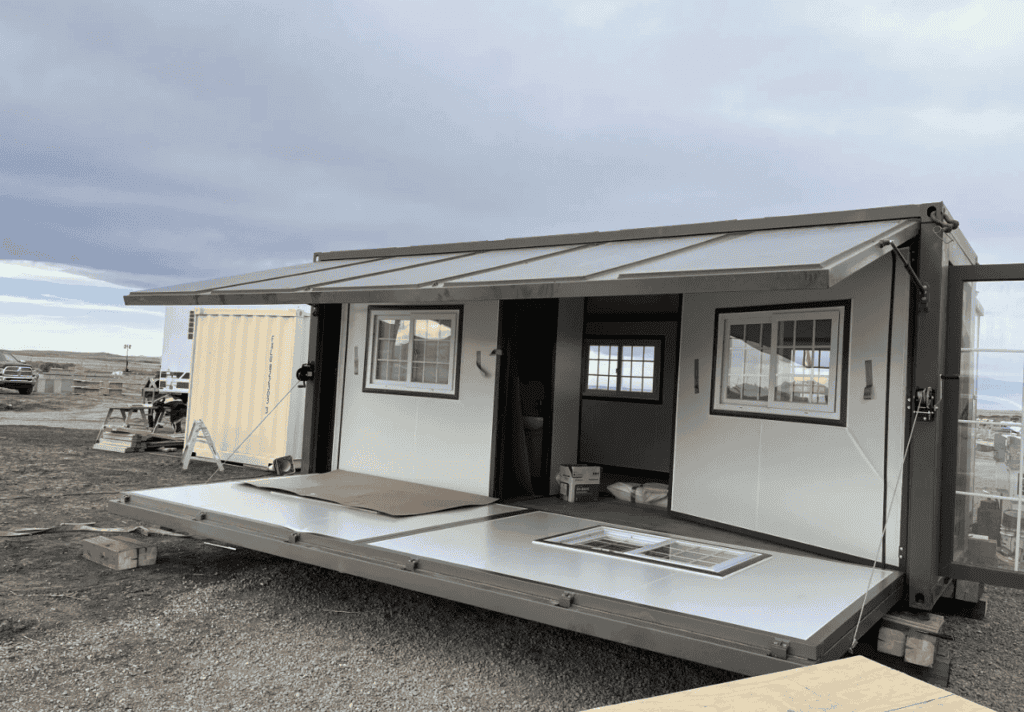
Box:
[672, 257, 910, 561]
[549, 298, 585, 490]
[335, 301, 500, 496]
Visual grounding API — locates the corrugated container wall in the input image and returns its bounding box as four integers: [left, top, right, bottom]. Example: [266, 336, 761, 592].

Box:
[186, 308, 310, 469]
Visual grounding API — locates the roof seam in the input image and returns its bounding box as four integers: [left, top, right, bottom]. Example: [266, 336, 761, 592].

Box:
[314, 204, 935, 262]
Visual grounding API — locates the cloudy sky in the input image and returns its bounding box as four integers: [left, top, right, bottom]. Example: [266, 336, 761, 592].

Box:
[2, 0, 1023, 356]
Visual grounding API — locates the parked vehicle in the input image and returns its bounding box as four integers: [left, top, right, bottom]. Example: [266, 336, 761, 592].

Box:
[0, 350, 38, 394]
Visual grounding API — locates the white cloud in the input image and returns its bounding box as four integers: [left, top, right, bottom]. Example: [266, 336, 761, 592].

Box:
[794, 0, 1024, 70]
[0, 293, 163, 316]
[0, 315, 163, 356]
[0, 259, 174, 290]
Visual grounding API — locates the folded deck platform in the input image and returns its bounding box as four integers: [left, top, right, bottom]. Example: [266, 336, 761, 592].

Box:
[109, 473, 904, 677]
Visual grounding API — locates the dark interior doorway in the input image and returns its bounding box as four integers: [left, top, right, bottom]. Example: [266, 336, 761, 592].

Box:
[494, 299, 559, 499]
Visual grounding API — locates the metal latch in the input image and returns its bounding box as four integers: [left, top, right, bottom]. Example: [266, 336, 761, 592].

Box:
[403, 558, 419, 572]
[912, 387, 938, 421]
[555, 592, 574, 608]
[769, 638, 790, 660]
[194, 511, 208, 521]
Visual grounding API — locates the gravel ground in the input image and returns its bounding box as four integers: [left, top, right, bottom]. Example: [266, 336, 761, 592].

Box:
[2, 416, 1024, 711]
[4, 544, 1024, 712]
[2, 552, 746, 712]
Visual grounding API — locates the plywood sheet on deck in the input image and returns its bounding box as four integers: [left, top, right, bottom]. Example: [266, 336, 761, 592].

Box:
[242, 470, 498, 516]
[125, 481, 520, 542]
[582, 655, 991, 711]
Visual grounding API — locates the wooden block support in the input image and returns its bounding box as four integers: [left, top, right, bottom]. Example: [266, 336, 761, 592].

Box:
[82, 536, 157, 570]
[954, 579, 984, 602]
[904, 631, 937, 667]
[111, 536, 157, 567]
[876, 627, 906, 657]
[876, 610, 944, 668]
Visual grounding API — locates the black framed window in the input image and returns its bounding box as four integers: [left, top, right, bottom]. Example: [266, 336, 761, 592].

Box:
[582, 338, 661, 401]
[711, 302, 849, 424]
[364, 308, 461, 398]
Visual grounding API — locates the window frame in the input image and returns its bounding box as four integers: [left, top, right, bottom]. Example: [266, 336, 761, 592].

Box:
[363, 306, 463, 399]
[710, 301, 850, 426]
[581, 336, 663, 402]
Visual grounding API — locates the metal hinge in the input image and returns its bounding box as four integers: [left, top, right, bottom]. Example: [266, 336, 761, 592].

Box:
[769, 638, 790, 660]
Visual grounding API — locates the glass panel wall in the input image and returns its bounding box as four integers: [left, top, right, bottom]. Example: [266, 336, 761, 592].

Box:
[954, 281, 1024, 574]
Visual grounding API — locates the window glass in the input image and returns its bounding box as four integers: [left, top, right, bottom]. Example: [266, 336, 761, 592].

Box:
[583, 339, 660, 399]
[367, 310, 459, 396]
[714, 305, 844, 421]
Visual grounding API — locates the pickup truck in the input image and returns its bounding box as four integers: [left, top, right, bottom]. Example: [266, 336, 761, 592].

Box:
[0, 350, 38, 394]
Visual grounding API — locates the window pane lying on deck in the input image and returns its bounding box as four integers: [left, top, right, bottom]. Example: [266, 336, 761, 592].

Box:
[537, 526, 767, 576]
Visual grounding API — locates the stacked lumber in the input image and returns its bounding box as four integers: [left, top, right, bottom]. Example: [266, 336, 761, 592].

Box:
[873, 610, 951, 687]
[82, 535, 157, 570]
[93, 427, 184, 454]
[93, 431, 145, 453]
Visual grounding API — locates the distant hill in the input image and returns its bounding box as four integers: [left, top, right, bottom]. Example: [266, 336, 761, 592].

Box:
[977, 376, 1022, 412]
[13, 350, 160, 361]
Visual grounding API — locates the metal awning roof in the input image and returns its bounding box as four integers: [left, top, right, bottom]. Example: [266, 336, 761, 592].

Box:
[124, 204, 957, 307]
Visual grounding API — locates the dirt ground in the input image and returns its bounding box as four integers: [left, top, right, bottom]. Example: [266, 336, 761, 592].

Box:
[0, 425, 268, 641]
[0, 350, 160, 412]
[3, 353, 1024, 711]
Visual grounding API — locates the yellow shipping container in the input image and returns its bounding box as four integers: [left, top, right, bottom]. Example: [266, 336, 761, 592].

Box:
[186, 308, 310, 470]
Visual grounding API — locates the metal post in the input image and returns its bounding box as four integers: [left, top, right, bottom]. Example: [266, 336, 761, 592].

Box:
[905, 222, 951, 609]
[1016, 359, 1023, 571]
[300, 304, 343, 474]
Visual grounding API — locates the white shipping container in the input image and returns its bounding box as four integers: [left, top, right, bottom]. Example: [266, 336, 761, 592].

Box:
[185, 308, 311, 469]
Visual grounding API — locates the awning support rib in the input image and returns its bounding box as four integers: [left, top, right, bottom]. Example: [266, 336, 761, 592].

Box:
[883, 240, 928, 311]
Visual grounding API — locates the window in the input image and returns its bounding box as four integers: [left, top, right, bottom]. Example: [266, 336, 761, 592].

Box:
[536, 526, 768, 576]
[582, 338, 661, 400]
[712, 303, 848, 423]
[364, 308, 461, 397]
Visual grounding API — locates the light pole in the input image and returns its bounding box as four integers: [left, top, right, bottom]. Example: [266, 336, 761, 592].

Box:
[124, 344, 131, 373]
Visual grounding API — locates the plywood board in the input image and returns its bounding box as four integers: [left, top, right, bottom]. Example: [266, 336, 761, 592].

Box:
[580, 655, 992, 711]
[243, 470, 498, 516]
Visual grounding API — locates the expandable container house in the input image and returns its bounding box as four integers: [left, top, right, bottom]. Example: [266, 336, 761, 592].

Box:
[116, 203, 1024, 676]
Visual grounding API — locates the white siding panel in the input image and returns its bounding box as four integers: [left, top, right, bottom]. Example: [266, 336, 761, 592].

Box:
[672, 256, 909, 561]
[335, 301, 500, 495]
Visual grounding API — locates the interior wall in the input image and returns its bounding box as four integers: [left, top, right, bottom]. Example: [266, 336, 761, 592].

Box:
[672, 256, 910, 561]
[579, 319, 679, 473]
[334, 301, 500, 495]
[548, 298, 584, 491]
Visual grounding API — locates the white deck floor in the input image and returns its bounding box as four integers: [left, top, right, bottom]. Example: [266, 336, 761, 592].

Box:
[125, 479, 900, 643]
[371, 510, 899, 641]
[127, 480, 525, 542]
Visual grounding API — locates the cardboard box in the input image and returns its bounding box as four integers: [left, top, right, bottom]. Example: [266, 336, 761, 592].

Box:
[557, 465, 601, 503]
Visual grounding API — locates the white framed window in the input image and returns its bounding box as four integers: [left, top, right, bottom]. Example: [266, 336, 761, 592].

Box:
[582, 338, 662, 401]
[364, 307, 461, 398]
[711, 302, 848, 423]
